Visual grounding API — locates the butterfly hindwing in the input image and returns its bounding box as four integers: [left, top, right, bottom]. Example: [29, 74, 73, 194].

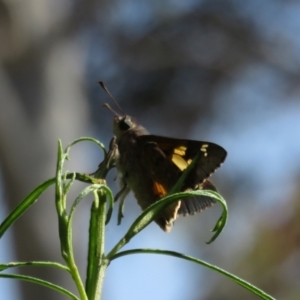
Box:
[178, 180, 218, 216]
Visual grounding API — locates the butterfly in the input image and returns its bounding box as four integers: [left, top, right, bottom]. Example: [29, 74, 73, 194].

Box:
[100, 82, 227, 232]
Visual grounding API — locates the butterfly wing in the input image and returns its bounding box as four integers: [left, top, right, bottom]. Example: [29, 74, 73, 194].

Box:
[178, 179, 218, 216]
[138, 135, 227, 218]
[138, 135, 227, 187]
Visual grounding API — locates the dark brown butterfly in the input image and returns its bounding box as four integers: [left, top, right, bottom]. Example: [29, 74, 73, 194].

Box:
[100, 82, 227, 232]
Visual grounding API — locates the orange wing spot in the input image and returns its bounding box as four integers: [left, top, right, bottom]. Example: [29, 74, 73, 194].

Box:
[153, 181, 168, 198]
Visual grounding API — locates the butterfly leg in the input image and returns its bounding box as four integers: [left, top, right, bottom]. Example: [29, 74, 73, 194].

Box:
[114, 182, 129, 202]
[115, 180, 130, 225]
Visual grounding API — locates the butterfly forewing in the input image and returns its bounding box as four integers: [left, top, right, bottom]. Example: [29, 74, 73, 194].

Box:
[138, 135, 227, 188]
[138, 135, 227, 217]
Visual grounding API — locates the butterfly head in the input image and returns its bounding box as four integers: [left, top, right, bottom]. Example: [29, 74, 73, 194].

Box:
[103, 102, 145, 139]
[113, 114, 138, 137]
[100, 82, 148, 138]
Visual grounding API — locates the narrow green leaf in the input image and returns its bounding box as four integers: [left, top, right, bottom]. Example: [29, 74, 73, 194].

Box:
[55, 140, 66, 216]
[86, 190, 108, 300]
[56, 140, 69, 257]
[86, 199, 99, 296]
[67, 184, 113, 231]
[65, 137, 107, 160]
[104, 186, 114, 225]
[0, 261, 69, 272]
[107, 190, 227, 258]
[129, 190, 227, 241]
[63, 172, 76, 195]
[168, 153, 200, 195]
[0, 175, 95, 240]
[111, 249, 275, 300]
[0, 178, 55, 238]
[64, 184, 103, 265]
[63, 183, 113, 300]
[193, 190, 227, 244]
[0, 273, 80, 300]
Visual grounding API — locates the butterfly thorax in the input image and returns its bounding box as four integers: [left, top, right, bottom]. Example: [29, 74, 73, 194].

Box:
[113, 115, 151, 199]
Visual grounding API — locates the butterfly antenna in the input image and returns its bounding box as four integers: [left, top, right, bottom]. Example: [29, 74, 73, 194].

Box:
[103, 103, 120, 116]
[98, 81, 126, 115]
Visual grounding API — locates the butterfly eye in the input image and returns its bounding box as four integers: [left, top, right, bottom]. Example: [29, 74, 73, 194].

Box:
[119, 117, 132, 131]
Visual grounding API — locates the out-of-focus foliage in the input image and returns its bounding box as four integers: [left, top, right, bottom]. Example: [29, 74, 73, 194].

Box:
[0, 0, 300, 299]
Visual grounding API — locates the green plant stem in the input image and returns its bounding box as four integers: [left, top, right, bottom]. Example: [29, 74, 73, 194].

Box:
[63, 200, 87, 300]
[94, 259, 108, 300]
[65, 252, 87, 300]
[55, 141, 87, 300]
[86, 189, 108, 300]
[63, 214, 87, 300]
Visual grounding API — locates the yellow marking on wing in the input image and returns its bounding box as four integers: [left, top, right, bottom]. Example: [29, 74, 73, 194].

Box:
[173, 146, 187, 156]
[201, 144, 209, 155]
[172, 154, 188, 171]
[153, 181, 168, 198]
